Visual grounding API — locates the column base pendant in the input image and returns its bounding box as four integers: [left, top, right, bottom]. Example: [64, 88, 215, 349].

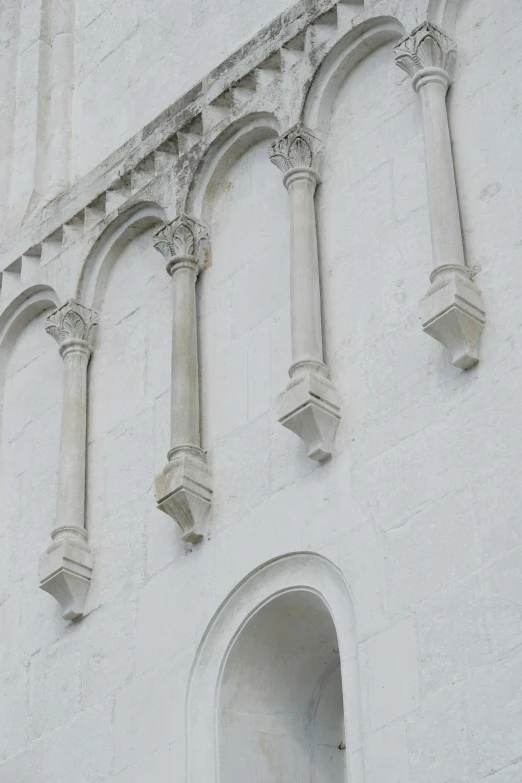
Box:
[39, 527, 94, 622]
[278, 370, 341, 461]
[155, 447, 213, 546]
[420, 264, 486, 370]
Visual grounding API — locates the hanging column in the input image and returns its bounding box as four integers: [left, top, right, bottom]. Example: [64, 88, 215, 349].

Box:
[394, 22, 486, 369]
[269, 124, 340, 461]
[152, 215, 212, 546]
[40, 300, 98, 621]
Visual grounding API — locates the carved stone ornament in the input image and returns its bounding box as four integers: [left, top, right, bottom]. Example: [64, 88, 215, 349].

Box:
[394, 21, 457, 79]
[155, 446, 213, 546]
[45, 299, 99, 349]
[279, 371, 341, 461]
[420, 264, 486, 369]
[269, 124, 322, 175]
[39, 528, 94, 622]
[153, 214, 210, 270]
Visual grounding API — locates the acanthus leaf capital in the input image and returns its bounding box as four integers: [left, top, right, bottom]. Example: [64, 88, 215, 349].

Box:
[153, 214, 210, 270]
[269, 124, 323, 175]
[394, 21, 456, 80]
[45, 299, 99, 349]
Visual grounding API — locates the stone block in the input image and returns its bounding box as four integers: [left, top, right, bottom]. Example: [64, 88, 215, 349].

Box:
[42, 701, 113, 783]
[364, 719, 410, 783]
[104, 407, 153, 514]
[135, 559, 212, 676]
[247, 320, 271, 421]
[341, 539, 388, 641]
[114, 650, 193, 771]
[113, 747, 170, 783]
[484, 548, 522, 660]
[385, 490, 478, 616]
[213, 413, 270, 530]
[465, 652, 522, 779]
[29, 641, 81, 738]
[406, 685, 467, 783]
[79, 606, 135, 709]
[360, 616, 419, 732]
[0, 669, 28, 761]
[417, 575, 490, 694]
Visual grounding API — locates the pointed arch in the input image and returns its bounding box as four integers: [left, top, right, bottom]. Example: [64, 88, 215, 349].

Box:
[76, 202, 167, 310]
[303, 16, 405, 135]
[186, 552, 365, 783]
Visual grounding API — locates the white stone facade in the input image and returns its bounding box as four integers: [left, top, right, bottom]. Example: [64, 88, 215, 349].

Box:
[0, 0, 521, 781]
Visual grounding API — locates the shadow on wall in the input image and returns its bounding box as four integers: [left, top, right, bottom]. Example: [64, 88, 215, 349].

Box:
[219, 590, 346, 783]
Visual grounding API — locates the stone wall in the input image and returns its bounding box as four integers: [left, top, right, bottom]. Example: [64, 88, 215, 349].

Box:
[1, 0, 522, 781]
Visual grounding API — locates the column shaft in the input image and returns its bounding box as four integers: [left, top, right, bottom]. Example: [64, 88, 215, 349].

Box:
[55, 343, 90, 532]
[169, 259, 200, 452]
[418, 77, 466, 270]
[286, 171, 324, 374]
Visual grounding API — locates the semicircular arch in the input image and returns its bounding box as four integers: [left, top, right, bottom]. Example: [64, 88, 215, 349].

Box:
[186, 112, 281, 225]
[303, 16, 405, 135]
[0, 285, 60, 430]
[76, 202, 167, 311]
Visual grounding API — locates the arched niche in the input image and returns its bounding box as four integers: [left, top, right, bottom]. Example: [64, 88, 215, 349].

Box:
[303, 17, 405, 136]
[76, 202, 167, 311]
[184, 112, 289, 460]
[187, 553, 364, 783]
[186, 112, 281, 225]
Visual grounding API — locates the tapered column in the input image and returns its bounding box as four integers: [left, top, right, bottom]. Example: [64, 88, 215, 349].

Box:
[270, 124, 340, 460]
[40, 300, 98, 621]
[153, 215, 212, 546]
[395, 22, 486, 369]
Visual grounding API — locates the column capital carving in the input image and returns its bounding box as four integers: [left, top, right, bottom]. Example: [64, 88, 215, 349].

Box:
[394, 22, 456, 84]
[45, 299, 99, 355]
[269, 124, 323, 177]
[153, 214, 210, 275]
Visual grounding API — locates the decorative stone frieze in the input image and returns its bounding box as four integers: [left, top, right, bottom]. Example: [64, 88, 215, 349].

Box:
[39, 300, 98, 621]
[395, 23, 486, 369]
[153, 215, 212, 545]
[269, 125, 340, 460]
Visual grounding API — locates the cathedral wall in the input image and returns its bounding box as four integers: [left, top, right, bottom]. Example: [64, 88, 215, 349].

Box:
[1, 0, 522, 781]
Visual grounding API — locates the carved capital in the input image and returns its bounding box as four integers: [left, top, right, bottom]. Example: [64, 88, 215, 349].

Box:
[153, 214, 210, 273]
[45, 300, 98, 352]
[394, 22, 456, 80]
[269, 124, 322, 176]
